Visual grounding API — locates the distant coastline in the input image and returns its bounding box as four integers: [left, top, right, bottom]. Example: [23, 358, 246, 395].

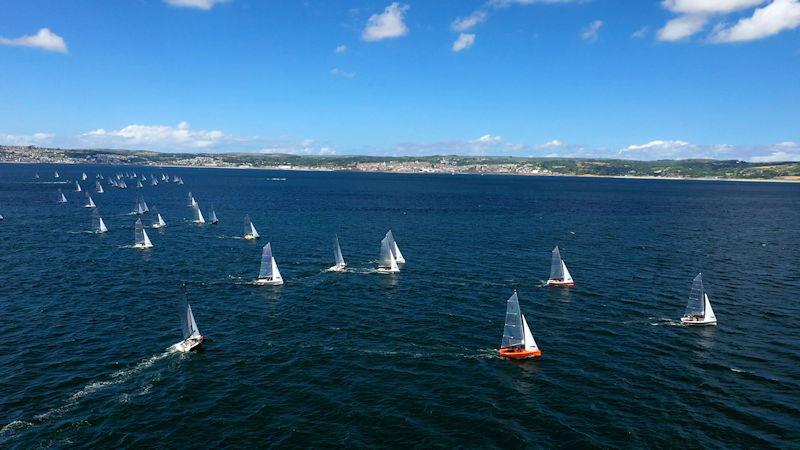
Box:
[2, 144, 799, 183]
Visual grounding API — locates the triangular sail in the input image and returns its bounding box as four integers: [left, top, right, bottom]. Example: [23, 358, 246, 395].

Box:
[157, 212, 166, 227]
[685, 273, 705, 317]
[385, 230, 404, 262]
[74, 181, 82, 192]
[58, 189, 67, 203]
[522, 314, 539, 351]
[501, 292, 524, 348]
[259, 243, 274, 278]
[209, 205, 218, 223]
[81, 172, 87, 181]
[95, 181, 104, 193]
[244, 215, 259, 237]
[193, 203, 205, 223]
[271, 257, 283, 282]
[562, 261, 573, 283]
[550, 246, 564, 280]
[92, 209, 107, 233]
[333, 234, 345, 266]
[85, 193, 96, 208]
[379, 236, 396, 268]
[179, 285, 201, 340]
[135, 219, 152, 247]
[704, 294, 716, 322]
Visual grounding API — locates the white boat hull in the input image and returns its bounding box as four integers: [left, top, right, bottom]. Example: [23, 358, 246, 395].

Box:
[254, 277, 283, 286]
[243, 234, 259, 240]
[327, 264, 347, 272]
[152, 223, 164, 229]
[133, 243, 153, 249]
[176, 336, 205, 352]
[680, 316, 717, 326]
[376, 267, 399, 274]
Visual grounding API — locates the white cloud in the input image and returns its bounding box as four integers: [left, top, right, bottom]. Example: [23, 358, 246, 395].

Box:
[164, 0, 227, 10]
[618, 139, 738, 160]
[472, 134, 503, 144]
[452, 33, 476, 52]
[710, 0, 800, 42]
[335, 44, 348, 54]
[750, 141, 800, 161]
[662, 0, 765, 15]
[632, 26, 649, 38]
[581, 20, 603, 42]
[451, 10, 488, 32]
[81, 121, 227, 150]
[543, 139, 565, 148]
[1, 132, 54, 146]
[658, 14, 710, 40]
[330, 68, 355, 79]
[362, 2, 410, 41]
[259, 139, 337, 155]
[0, 28, 68, 53]
[489, 0, 582, 6]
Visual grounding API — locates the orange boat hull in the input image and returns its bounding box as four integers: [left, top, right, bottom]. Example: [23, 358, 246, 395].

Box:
[546, 280, 574, 287]
[498, 347, 541, 359]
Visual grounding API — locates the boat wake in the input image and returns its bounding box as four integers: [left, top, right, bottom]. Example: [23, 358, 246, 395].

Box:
[0, 350, 177, 443]
[649, 317, 682, 326]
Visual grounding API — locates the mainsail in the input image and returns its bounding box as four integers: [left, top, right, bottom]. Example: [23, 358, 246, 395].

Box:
[550, 246, 564, 280]
[95, 181, 104, 193]
[92, 209, 108, 233]
[193, 203, 206, 223]
[259, 243, 274, 278]
[379, 236, 397, 269]
[501, 292, 525, 348]
[244, 214, 259, 238]
[685, 273, 705, 317]
[85, 193, 96, 208]
[134, 218, 153, 247]
[385, 230, 405, 263]
[179, 284, 201, 340]
[81, 172, 87, 181]
[58, 189, 67, 203]
[74, 181, 82, 192]
[209, 205, 218, 224]
[333, 234, 345, 266]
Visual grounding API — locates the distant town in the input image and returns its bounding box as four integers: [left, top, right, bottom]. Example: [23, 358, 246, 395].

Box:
[2, 144, 799, 181]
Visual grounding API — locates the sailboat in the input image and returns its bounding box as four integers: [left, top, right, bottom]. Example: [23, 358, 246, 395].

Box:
[54, 171, 59, 178]
[178, 178, 184, 185]
[0, 213, 4, 221]
[92, 209, 108, 233]
[34, 173, 40, 180]
[84, 193, 96, 208]
[498, 291, 542, 359]
[254, 242, 284, 285]
[192, 203, 206, 224]
[133, 218, 153, 249]
[57, 189, 67, 203]
[175, 283, 205, 352]
[133, 196, 147, 215]
[74, 181, 82, 192]
[385, 230, 405, 263]
[208, 205, 219, 224]
[81, 172, 87, 181]
[680, 273, 717, 326]
[152, 207, 167, 229]
[328, 234, 347, 271]
[150, 176, 158, 186]
[95, 180, 104, 193]
[243, 214, 260, 240]
[546, 246, 574, 287]
[136, 180, 143, 188]
[187, 192, 197, 207]
[377, 235, 400, 273]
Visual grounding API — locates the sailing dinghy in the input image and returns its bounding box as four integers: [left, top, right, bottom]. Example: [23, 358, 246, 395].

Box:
[187, 192, 197, 207]
[95, 181, 104, 194]
[328, 234, 347, 271]
[133, 218, 153, 249]
[81, 172, 88, 181]
[54, 171, 59, 178]
[680, 273, 717, 326]
[152, 207, 167, 229]
[84, 193, 96, 208]
[57, 189, 67, 204]
[385, 230, 405, 264]
[175, 283, 205, 352]
[74, 181, 82, 192]
[209, 205, 219, 225]
[243, 214, 260, 240]
[377, 235, 400, 273]
[192, 203, 206, 224]
[498, 291, 542, 359]
[254, 242, 284, 285]
[546, 246, 574, 287]
[92, 209, 108, 233]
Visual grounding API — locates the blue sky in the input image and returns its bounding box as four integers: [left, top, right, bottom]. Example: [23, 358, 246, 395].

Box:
[1, 0, 799, 161]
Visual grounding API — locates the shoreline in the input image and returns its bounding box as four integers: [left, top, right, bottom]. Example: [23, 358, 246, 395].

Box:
[3, 161, 800, 184]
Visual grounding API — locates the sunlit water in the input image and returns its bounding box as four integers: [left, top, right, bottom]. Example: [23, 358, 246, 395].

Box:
[1, 164, 799, 447]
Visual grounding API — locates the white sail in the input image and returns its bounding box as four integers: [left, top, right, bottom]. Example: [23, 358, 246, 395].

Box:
[271, 257, 283, 283]
[95, 181, 104, 193]
[244, 215, 259, 238]
[378, 236, 399, 271]
[522, 314, 539, 351]
[84, 193, 96, 208]
[54, 171, 59, 178]
[74, 181, 82, 192]
[561, 261, 573, 283]
[704, 294, 716, 323]
[81, 172, 87, 181]
[209, 205, 218, 224]
[134, 218, 153, 248]
[258, 243, 283, 284]
[192, 203, 206, 223]
[385, 230, 405, 263]
[34, 173, 40, 179]
[333, 234, 346, 266]
[157, 213, 166, 227]
[180, 299, 202, 340]
[92, 210, 108, 233]
[58, 189, 67, 203]
[136, 180, 143, 188]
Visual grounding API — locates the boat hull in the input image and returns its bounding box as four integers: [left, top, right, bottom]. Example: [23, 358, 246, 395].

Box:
[152, 224, 164, 229]
[498, 347, 541, 359]
[176, 335, 205, 352]
[376, 267, 399, 274]
[546, 279, 574, 287]
[327, 264, 347, 272]
[133, 243, 153, 249]
[680, 316, 717, 326]
[254, 277, 283, 286]
[243, 234, 259, 240]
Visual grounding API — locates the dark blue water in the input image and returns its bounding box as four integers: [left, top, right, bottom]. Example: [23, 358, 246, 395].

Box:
[1, 164, 799, 448]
